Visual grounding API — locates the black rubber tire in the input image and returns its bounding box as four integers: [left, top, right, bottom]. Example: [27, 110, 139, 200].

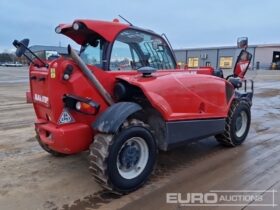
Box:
[35, 134, 68, 157]
[215, 100, 251, 147]
[89, 119, 157, 194]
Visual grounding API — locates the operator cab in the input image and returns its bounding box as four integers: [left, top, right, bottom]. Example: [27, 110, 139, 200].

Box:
[80, 29, 176, 71]
[109, 29, 176, 71]
[55, 20, 177, 72]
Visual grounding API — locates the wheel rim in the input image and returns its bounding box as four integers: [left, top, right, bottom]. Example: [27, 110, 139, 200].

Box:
[235, 111, 248, 137]
[117, 137, 149, 179]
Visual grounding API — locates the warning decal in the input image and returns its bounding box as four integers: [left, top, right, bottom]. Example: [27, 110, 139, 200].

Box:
[58, 109, 75, 124]
[50, 68, 56, 79]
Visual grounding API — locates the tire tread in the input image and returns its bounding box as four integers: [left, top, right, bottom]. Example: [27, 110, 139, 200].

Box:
[89, 119, 150, 194]
[216, 100, 250, 147]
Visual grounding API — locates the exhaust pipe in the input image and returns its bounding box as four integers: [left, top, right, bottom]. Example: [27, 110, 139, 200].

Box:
[68, 45, 114, 106]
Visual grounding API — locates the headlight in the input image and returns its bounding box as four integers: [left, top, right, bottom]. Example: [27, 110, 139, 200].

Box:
[73, 22, 80, 31]
[75, 102, 81, 110]
[63, 73, 70, 80]
[55, 26, 62, 34]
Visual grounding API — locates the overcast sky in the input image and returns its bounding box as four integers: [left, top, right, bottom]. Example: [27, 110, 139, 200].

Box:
[0, 0, 279, 52]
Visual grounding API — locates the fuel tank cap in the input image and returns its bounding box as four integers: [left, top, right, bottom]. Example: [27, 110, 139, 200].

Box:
[137, 66, 157, 77]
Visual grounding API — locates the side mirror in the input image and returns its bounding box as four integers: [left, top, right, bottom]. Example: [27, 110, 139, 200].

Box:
[237, 37, 248, 49]
[13, 39, 30, 57]
[233, 49, 252, 78]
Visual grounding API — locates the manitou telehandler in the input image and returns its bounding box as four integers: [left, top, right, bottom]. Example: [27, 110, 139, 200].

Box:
[13, 19, 253, 194]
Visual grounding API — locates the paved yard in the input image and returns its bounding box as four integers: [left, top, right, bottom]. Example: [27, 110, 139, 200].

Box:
[0, 67, 280, 210]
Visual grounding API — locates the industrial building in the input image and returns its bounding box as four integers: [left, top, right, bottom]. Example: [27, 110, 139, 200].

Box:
[28, 45, 69, 60]
[174, 44, 280, 70]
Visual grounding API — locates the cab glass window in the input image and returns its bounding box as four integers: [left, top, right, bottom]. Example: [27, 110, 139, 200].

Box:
[110, 29, 175, 71]
[80, 38, 105, 68]
[110, 40, 141, 70]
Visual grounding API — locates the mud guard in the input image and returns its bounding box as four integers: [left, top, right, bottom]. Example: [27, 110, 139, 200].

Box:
[92, 102, 142, 133]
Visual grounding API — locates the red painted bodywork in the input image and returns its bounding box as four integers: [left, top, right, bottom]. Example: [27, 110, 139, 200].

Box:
[59, 19, 129, 44]
[117, 73, 230, 121]
[30, 19, 235, 154]
[184, 66, 214, 75]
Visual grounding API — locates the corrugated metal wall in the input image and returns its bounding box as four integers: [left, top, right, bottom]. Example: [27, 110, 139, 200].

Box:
[254, 47, 280, 69]
[174, 45, 280, 70]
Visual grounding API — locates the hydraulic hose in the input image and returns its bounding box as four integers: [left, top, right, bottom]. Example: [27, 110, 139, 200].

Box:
[68, 45, 114, 106]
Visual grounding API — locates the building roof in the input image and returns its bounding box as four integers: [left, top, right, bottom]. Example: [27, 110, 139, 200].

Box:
[29, 45, 69, 54]
[174, 43, 280, 51]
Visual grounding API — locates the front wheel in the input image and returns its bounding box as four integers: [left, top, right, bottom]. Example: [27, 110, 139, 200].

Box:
[215, 100, 251, 147]
[89, 119, 157, 194]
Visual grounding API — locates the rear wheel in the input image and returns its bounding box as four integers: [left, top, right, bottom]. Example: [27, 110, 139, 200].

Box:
[215, 100, 251, 147]
[35, 134, 68, 157]
[89, 119, 157, 194]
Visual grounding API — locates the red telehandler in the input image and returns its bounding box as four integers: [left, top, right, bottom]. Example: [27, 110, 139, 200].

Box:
[13, 19, 253, 194]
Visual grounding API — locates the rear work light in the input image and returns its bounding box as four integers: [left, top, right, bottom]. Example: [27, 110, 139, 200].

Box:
[73, 22, 80, 30]
[55, 26, 62, 34]
[75, 101, 98, 115]
[63, 94, 100, 115]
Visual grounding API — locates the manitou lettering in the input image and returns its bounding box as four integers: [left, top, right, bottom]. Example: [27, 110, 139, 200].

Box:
[34, 94, 49, 105]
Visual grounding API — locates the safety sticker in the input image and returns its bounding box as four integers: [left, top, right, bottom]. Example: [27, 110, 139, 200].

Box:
[58, 109, 75, 124]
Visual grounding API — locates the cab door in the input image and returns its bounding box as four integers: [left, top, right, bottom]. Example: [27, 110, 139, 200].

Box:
[109, 39, 142, 71]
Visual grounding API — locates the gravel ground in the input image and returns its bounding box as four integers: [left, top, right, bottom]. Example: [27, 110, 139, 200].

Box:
[0, 67, 280, 210]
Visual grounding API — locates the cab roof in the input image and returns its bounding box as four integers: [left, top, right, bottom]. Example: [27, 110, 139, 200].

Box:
[57, 19, 130, 44]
